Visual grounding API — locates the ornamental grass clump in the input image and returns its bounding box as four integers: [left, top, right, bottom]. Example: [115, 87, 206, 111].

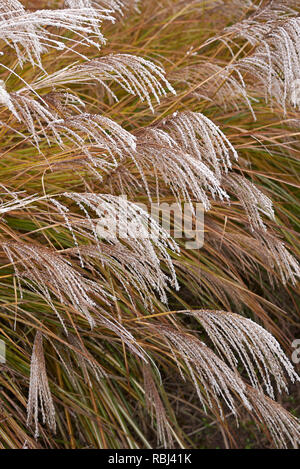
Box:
[0, 0, 299, 449]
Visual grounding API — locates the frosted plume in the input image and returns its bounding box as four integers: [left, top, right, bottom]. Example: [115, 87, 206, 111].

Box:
[33, 54, 176, 112]
[60, 192, 180, 303]
[247, 386, 300, 448]
[135, 126, 229, 210]
[27, 331, 56, 439]
[157, 111, 238, 178]
[225, 173, 275, 231]
[2, 241, 113, 329]
[159, 326, 251, 416]
[232, 17, 300, 112]
[171, 63, 255, 118]
[0, 3, 114, 67]
[1, 87, 136, 158]
[64, 0, 140, 16]
[143, 364, 173, 448]
[188, 310, 299, 399]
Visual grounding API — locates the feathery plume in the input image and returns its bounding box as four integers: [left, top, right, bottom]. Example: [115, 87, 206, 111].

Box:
[27, 331, 56, 439]
[188, 310, 299, 399]
[60, 192, 180, 303]
[225, 173, 275, 231]
[52, 113, 136, 160]
[33, 54, 176, 112]
[156, 111, 238, 178]
[0, 4, 114, 67]
[74, 244, 173, 310]
[246, 386, 300, 449]
[3, 239, 147, 361]
[159, 326, 251, 416]
[143, 364, 173, 448]
[2, 241, 113, 329]
[225, 0, 299, 45]
[171, 63, 255, 119]
[256, 233, 300, 285]
[64, 0, 140, 16]
[135, 127, 228, 210]
[2, 87, 136, 159]
[232, 17, 300, 112]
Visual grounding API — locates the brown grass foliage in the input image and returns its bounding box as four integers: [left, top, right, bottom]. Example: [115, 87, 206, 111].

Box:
[0, 0, 299, 449]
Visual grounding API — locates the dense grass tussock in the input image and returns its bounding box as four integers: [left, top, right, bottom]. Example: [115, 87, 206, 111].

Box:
[0, 0, 299, 449]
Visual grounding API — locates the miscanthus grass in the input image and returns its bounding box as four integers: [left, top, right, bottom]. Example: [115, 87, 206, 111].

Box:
[0, 0, 299, 449]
